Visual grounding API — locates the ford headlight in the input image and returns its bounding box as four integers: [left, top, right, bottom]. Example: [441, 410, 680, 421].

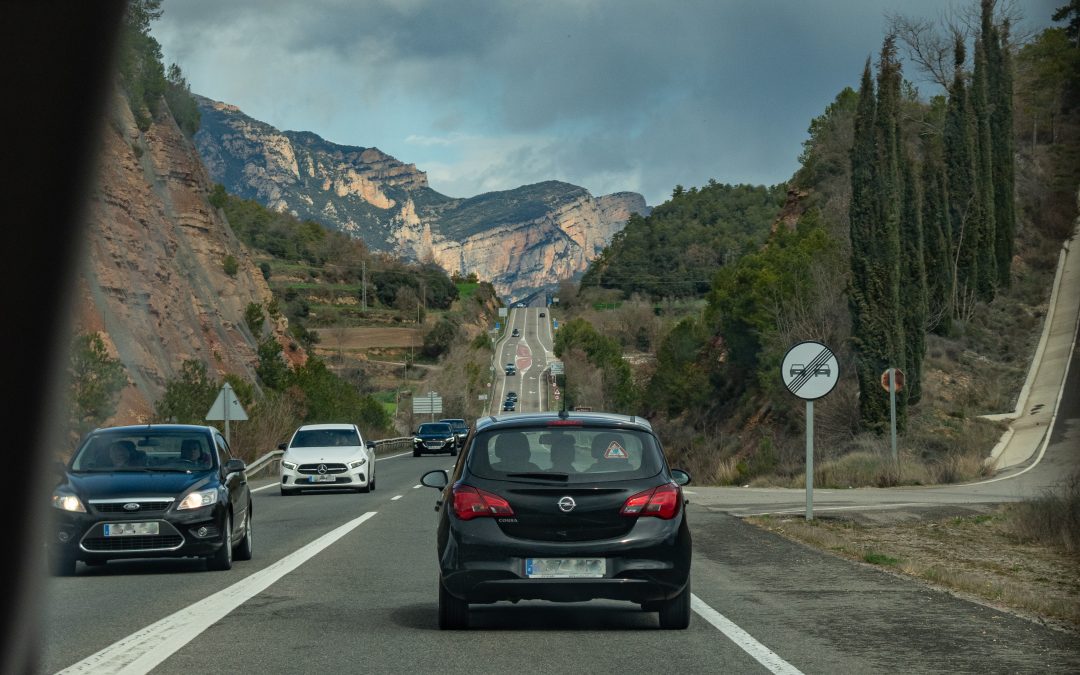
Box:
[349, 458, 366, 469]
[177, 489, 218, 510]
[51, 492, 86, 513]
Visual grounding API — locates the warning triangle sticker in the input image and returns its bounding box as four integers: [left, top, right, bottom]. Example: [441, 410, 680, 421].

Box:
[604, 441, 628, 459]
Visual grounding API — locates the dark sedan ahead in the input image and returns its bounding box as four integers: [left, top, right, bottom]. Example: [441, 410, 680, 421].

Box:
[49, 424, 252, 575]
[421, 410, 692, 630]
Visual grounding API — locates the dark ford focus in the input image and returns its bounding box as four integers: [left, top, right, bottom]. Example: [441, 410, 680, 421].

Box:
[421, 410, 691, 630]
[49, 424, 253, 575]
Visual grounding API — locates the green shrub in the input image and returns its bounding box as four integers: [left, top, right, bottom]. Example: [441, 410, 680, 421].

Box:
[244, 302, 265, 334]
[223, 254, 239, 277]
[68, 333, 128, 437]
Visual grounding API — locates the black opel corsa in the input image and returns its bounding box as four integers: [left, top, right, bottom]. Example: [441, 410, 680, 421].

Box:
[421, 410, 692, 630]
[49, 424, 253, 575]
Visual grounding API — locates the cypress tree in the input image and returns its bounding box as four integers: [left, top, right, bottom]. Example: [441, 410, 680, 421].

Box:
[849, 59, 889, 432]
[900, 152, 928, 405]
[989, 18, 1015, 288]
[943, 36, 978, 317]
[973, 29, 997, 302]
[921, 121, 952, 336]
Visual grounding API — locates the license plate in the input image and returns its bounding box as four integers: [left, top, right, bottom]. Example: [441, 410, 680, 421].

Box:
[525, 558, 605, 578]
[103, 522, 159, 537]
[311, 475, 336, 483]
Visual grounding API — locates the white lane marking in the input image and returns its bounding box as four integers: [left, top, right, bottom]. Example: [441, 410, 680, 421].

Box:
[376, 451, 412, 462]
[391, 495, 403, 501]
[250, 483, 277, 493]
[413, 484, 422, 489]
[58, 512, 379, 675]
[691, 594, 803, 675]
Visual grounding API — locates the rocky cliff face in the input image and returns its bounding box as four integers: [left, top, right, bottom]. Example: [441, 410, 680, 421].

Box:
[75, 90, 303, 423]
[194, 97, 649, 299]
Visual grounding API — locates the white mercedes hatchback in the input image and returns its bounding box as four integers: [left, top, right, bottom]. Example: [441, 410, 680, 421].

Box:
[278, 424, 376, 496]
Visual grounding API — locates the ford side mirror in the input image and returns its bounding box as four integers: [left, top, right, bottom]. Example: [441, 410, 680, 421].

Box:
[225, 458, 246, 474]
[421, 470, 448, 489]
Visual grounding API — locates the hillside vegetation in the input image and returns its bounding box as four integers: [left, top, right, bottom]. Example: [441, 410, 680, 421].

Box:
[562, 1, 1080, 487]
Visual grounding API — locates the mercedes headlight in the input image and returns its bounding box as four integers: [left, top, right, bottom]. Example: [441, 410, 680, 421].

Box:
[282, 461, 297, 471]
[349, 458, 367, 469]
[177, 489, 218, 510]
[51, 492, 85, 513]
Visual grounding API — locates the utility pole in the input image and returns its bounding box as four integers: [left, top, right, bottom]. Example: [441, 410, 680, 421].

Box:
[361, 259, 367, 311]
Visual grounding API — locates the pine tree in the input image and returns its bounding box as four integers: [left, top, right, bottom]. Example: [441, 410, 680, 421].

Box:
[973, 22, 998, 302]
[944, 36, 979, 317]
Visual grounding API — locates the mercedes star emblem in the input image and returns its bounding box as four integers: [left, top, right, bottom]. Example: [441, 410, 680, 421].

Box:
[557, 496, 576, 513]
[317, 464, 328, 474]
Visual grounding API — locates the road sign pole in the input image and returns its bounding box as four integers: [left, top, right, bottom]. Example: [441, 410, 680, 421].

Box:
[889, 368, 897, 464]
[806, 400, 814, 521]
[223, 382, 231, 445]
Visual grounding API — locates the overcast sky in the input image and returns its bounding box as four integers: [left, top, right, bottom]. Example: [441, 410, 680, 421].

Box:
[153, 0, 1061, 206]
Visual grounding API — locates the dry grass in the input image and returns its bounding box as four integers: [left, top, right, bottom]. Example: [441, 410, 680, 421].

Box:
[1006, 474, 1080, 554]
[750, 506, 1080, 631]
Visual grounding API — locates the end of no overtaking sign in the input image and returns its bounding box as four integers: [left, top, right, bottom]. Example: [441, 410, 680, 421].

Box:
[780, 340, 839, 400]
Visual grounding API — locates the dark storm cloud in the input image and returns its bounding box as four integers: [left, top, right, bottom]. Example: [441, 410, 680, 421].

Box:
[155, 0, 1062, 204]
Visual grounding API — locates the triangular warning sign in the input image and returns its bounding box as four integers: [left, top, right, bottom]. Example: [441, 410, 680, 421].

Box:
[604, 441, 628, 459]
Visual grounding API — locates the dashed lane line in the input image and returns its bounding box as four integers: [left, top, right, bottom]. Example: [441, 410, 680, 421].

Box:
[391, 495, 403, 501]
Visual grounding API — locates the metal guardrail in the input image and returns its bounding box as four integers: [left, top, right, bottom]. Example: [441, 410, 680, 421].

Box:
[243, 437, 415, 479]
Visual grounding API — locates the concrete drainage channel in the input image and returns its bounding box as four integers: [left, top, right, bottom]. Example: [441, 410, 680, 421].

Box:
[244, 437, 414, 479]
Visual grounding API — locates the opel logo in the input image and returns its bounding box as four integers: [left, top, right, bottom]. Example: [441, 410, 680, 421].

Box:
[123, 502, 140, 511]
[317, 464, 328, 475]
[557, 496, 576, 513]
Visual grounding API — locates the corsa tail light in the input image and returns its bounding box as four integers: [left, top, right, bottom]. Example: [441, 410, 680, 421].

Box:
[620, 482, 681, 519]
[452, 484, 515, 520]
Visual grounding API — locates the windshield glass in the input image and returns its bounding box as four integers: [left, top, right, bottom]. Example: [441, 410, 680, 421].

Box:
[71, 430, 215, 472]
[440, 420, 467, 432]
[468, 427, 663, 484]
[419, 424, 452, 435]
[290, 428, 361, 448]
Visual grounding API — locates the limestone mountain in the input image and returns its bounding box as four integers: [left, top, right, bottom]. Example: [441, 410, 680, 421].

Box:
[193, 96, 649, 299]
[75, 88, 304, 423]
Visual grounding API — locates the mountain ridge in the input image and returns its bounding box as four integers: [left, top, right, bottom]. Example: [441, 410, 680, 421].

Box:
[193, 96, 649, 299]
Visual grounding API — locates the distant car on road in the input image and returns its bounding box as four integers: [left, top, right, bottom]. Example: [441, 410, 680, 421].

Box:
[49, 424, 253, 575]
[279, 423, 376, 496]
[511, 328, 520, 337]
[502, 400, 516, 411]
[439, 418, 470, 448]
[413, 422, 458, 457]
[505, 363, 516, 375]
[539, 312, 545, 317]
[505, 391, 517, 401]
[420, 410, 692, 630]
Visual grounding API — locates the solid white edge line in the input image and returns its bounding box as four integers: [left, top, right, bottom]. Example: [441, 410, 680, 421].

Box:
[57, 511, 378, 675]
[391, 495, 403, 501]
[691, 594, 804, 675]
[413, 484, 422, 489]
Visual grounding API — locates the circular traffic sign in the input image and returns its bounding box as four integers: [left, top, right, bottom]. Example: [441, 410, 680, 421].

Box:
[781, 340, 839, 400]
[880, 368, 905, 392]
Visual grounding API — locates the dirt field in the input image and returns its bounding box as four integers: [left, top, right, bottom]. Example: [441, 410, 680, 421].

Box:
[748, 505, 1080, 634]
[312, 326, 422, 350]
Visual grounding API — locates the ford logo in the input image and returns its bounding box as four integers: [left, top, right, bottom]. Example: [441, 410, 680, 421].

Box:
[123, 503, 140, 511]
[557, 496, 576, 513]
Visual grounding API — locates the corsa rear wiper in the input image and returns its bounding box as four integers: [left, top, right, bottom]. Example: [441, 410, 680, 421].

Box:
[506, 472, 569, 481]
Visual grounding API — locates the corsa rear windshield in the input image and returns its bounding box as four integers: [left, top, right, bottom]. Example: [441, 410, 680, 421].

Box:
[468, 427, 663, 484]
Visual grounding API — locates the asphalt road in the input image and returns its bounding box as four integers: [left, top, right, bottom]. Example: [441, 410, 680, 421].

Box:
[42, 448, 1080, 674]
[491, 307, 555, 415]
